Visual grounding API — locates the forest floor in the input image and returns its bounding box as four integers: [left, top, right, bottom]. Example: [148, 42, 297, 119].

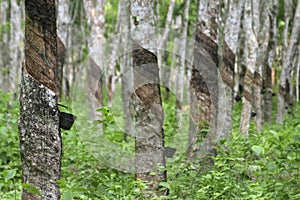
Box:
[0, 90, 299, 199]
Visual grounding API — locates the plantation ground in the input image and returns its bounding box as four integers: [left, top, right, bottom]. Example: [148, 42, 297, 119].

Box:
[0, 90, 299, 199]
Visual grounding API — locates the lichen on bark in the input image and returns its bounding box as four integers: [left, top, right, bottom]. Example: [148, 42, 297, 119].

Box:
[19, 74, 61, 199]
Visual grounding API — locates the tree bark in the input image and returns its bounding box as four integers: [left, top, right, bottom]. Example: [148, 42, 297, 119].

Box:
[117, 0, 135, 139]
[264, 0, 278, 122]
[277, 0, 300, 124]
[83, 0, 105, 120]
[296, 45, 300, 102]
[188, 0, 235, 159]
[57, 0, 70, 100]
[9, 0, 24, 96]
[176, 0, 190, 128]
[158, 0, 175, 99]
[19, 0, 61, 199]
[130, 0, 167, 196]
[239, 0, 258, 136]
[253, 0, 271, 133]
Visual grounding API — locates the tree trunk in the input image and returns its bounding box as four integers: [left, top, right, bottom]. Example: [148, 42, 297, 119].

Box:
[117, 0, 135, 139]
[9, 0, 24, 96]
[296, 45, 300, 102]
[130, 0, 167, 197]
[0, 0, 9, 91]
[57, 0, 70, 99]
[188, 0, 235, 160]
[19, 0, 61, 199]
[239, 0, 258, 136]
[277, 0, 300, 124]
[264, 0, 278, 122]
[83, 0, 105, 120]
[217, 0, 235, 139]
[188, 0, 220, 160]
[176, 0, 190, 128]
[253, 0, 271, 133]
[158, 0, 175, 100]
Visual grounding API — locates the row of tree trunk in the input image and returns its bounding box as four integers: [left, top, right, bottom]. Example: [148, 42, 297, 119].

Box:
[4, 0, 298, 198]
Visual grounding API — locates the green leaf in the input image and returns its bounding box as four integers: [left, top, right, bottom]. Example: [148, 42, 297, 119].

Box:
[269, 130, 279, 141]
[251, 145, 264, 156]
[3, 170, 16, 182]
[57, 179, 67, 188]
[159, 182, 170, 190]
[62, 191, 74, 200]
[22, 183, 42, 197]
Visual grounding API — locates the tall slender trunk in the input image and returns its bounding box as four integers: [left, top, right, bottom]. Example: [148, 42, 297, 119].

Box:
[217, 0, 235, 138]
[117, 0, 134, 139]
[130, 0, 167, 196]
[57, 0, 70, 99]
[158, 0, 175, 98]
[188, 0, 234, 159]
[19, 0, 62, 199]
[0, 0, 9, 91]
[188, 0, 220, 160]
[83, 0, 105, 120]
[253, 0, 271, 133]
[9, 0, 24, 96]
[264, 0, 278, 122]
[239, 0, 258, 136]
[296, 45, 300, 102]
[277, 0, 300, 124]
[176, 0, 190, 128]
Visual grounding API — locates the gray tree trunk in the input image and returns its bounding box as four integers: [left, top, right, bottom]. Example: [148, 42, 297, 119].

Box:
[277, 0, 300, 124]
[188, 0, 220, 160]
[130, 0, 167, 196]
[176, 0, 190, 128]
[264, 0, 278, 122]
[239, 0, 258, 136]
[188, 0, 235, 160]
[253, 0, 271, 133]
[0, 0, 9, 91]
[83, 0, 105, 120]
[19, 0, 61, 199]
[9, 0, 24, 95]
[296, 45, 300, 102]
[117, 0, 134, 139]
[57, 0, 70, 100]
[158, 0, 175, 99]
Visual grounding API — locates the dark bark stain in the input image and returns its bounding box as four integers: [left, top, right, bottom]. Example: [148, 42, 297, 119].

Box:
[133, 42, 162, 109]
[24, 0, 59, 95]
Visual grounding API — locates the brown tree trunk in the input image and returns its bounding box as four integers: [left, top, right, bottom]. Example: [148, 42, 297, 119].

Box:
[19, 0, 62, 199]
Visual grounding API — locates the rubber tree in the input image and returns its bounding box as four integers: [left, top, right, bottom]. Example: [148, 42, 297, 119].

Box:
[277, 0, 300, 124]
[239, 0, 258, 136]
[264, 0, 278, 122]
[19, 0, 62, 199]
[83, 0, 106, 120]
[188, 0, 234, 160]
[130, 0, 167, 197]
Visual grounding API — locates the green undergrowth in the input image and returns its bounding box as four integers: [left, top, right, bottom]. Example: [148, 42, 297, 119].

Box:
[0, 90, 299, 199]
